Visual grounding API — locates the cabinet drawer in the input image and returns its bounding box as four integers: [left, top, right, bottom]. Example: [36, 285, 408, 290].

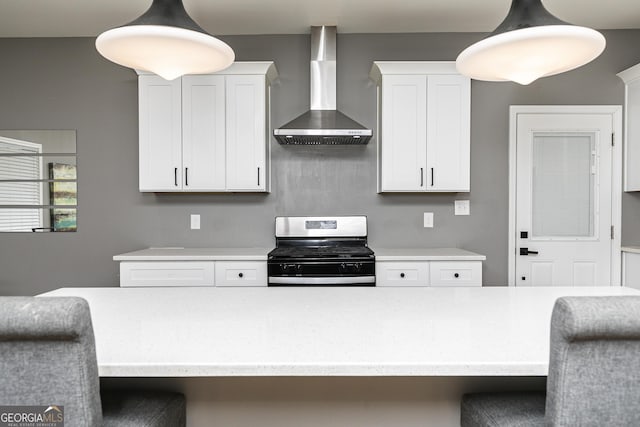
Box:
[120, 262, 215, 287]
[429, 261, 481, 287]
[215, 261, 267, 287]
[376, 262, 429, 287]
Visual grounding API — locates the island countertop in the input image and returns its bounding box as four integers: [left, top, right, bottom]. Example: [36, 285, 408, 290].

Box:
[40, 286, 638, 378]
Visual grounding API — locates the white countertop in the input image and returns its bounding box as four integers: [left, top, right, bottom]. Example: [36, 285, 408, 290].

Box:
[41, 286, 638, 377]
[622, 246, 640, 254]
[113, 247, 272, 261]
[114, 247, 485, 262]
[373, 247, 485, 261]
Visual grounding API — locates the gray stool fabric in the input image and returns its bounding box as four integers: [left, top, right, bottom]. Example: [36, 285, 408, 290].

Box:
[0, 297, 185, 427]
[461, 296, 640, 427]
[460, 392, 545, 427]
[101, 391, 186, 427]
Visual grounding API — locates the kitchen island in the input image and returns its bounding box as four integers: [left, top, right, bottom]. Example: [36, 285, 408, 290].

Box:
[41, 286, 638, 427]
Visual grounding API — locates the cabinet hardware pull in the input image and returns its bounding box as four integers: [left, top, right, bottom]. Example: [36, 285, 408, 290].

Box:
[174, 168, 178, 186]
[420, 168, 424, 187]
[454, 273, 459, 278]
[185, 168, 189, 186]
[257, 167, 260, 186]
[431, 168, 434, 186]
[238, 272, 244, 278]
[400, 273, 405, 278]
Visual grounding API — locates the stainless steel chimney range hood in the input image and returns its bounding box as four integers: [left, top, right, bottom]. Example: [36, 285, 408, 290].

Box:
[274, 26, 372, 145]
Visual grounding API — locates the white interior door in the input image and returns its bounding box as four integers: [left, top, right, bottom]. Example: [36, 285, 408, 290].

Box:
[515, 112, 614, 286]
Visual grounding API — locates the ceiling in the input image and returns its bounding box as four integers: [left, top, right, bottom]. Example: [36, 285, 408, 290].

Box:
[1, 0, 639, 37]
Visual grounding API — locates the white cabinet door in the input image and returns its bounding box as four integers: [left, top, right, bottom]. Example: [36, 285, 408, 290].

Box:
[618, 64, 640, 191]
[139, 75, 182, 191]
[372, 62, 471, 193]
[623, 252, 640, 290]
[426, 75, 470, 192]
[215, 261, 268, 287]
[625, 80, 640, 191]
[226, 75, 266, 191]
[376, 261, 430, 287]
[182, 75, 226, 191]
[429, 261, 481, 287]
[120, 261, 215, 287]
[380, 75, 427, 192]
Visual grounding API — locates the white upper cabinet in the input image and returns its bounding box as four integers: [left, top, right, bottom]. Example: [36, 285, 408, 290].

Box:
[138, 62, 277, 193]
[225, 75, 267, 192]
[139, 76, 182, 191]
[370, 62, 471, 193]
[182, 75, 226, 191]
[618, 63, 640, 192]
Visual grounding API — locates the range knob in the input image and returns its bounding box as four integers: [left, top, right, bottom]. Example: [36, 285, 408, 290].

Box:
[280, 264, 303, 274]
[340, 263, 362, 273]
[280, 263, 292, 272]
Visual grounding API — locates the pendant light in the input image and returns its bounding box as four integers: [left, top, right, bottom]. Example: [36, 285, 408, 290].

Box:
[456, 0, 605, 85]
[96, 0, 235, 81]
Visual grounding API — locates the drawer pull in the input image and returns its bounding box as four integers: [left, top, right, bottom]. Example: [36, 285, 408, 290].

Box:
[400, 273, 405, 278]
[238, 272, 244, 278]
[454, 273, 459, 278]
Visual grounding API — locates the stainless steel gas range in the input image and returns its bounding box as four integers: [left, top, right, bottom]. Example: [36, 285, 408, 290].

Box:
[267, 216, 375, 286]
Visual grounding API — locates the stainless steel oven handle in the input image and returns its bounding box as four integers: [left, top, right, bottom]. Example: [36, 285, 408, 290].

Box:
[269, 276, 376, 285]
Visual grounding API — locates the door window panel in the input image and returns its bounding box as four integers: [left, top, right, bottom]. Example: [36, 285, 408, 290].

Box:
[531, 133, 595, 238]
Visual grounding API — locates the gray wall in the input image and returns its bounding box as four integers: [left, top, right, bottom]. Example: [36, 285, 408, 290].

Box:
[1, 31, 640, 295]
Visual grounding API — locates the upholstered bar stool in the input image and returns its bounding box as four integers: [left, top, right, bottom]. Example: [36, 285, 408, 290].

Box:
[0, 297, 185, 427]
[461, 296, 640, 427]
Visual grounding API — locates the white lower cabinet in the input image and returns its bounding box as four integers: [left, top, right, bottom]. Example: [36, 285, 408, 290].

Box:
[120, 262, 215, 287]
[119, 261, 267, 287]
[215, 261, 268, 287]
[376, 260, 482, 287]
[623, 251, 640, 290]
[429, 261, 482, 287]
[376, 262, 430, 287]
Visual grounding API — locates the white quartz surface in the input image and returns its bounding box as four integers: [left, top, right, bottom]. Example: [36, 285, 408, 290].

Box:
[622, 246, 640, 254]
[41, 286, 638, 377]
[113, 247, 272, 261]
[373, 247, 486, 261]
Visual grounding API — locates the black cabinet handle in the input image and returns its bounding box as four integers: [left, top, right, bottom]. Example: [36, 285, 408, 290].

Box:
[174, 168, 178, 186]
[185, 167, 189, 186]
[420, 168, 424, 187]
[454, 273, 459, 278]
[400, 273, 405, 278]
[238, 272, 244, 278]
[431, 168, 434, 187]
[257, 167, 260, 186]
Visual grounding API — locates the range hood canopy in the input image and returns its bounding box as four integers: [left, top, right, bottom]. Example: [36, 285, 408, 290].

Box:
[274, 26, 372, 145]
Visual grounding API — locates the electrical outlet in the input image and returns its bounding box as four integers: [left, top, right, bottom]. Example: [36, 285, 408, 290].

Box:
[455, 200, 470, 216]
[423, 212, 434, 228]
[190, 214, 201, 230]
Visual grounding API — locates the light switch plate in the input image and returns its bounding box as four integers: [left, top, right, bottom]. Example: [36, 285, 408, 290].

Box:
[454, 200, 470, 216]
[423, 212, 434, 228]
[190, 214, 201, 230]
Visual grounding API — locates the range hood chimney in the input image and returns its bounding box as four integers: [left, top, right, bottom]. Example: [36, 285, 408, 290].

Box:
[273, 26, 372, 145]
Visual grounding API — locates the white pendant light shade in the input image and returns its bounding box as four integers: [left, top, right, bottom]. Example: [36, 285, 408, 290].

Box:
[96, 0, 235, 81]
[456, 0, 605, 85]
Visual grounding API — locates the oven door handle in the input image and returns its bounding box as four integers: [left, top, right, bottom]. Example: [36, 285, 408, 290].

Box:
[269, 276, 376, 285]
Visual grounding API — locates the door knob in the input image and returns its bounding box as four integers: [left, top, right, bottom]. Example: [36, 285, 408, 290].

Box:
[519, 248, 539, 256]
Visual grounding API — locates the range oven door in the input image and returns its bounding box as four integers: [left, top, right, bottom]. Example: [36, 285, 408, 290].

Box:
[268, 260, 375, 286]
